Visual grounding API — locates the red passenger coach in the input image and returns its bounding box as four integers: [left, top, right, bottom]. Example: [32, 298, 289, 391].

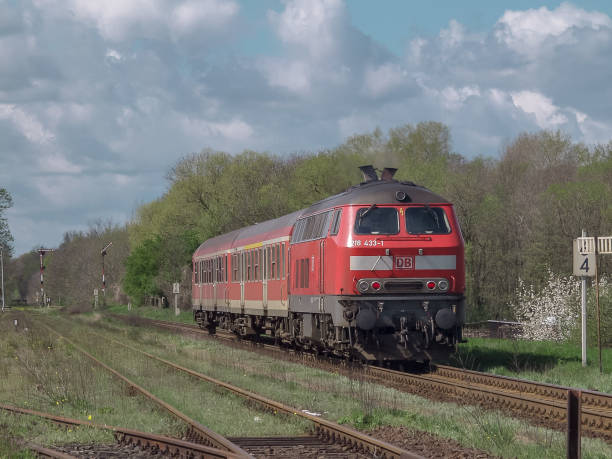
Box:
[193, 166, 466, 364]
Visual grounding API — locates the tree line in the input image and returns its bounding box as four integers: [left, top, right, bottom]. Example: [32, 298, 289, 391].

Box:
[3, 123, 611, 334]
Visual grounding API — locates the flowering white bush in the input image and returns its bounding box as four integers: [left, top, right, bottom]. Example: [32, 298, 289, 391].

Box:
[512, 269, 580, 342]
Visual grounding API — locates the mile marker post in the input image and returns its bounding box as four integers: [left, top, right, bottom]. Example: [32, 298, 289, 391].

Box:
[173, 282, 180, 316]
[574, 233, 595, 367]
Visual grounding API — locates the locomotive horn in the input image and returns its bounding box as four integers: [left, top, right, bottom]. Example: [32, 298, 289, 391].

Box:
[381, 167, 397, 181]
[359, 165, 378, 182]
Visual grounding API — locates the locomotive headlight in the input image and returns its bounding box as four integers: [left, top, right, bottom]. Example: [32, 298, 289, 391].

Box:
[357, 280, 370, 293]
[426, 281, 436, 290]
[438, 279, 449, 291]
[371, 281, 382, 290]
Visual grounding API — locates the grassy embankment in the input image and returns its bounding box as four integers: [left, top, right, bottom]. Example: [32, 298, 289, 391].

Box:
[452, 338, 612, 394]
[47, 307, 612, 459]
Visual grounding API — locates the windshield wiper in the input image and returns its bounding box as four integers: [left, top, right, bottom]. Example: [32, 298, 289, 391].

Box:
[360, 204, 377, 220]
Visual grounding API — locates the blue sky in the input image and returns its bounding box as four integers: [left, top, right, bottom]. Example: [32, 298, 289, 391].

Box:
[1, 0, 612, 256]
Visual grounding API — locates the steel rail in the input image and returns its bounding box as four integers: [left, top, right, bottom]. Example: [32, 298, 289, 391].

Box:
[23, 443, 79, 459]
[39, 323, 251, 457]
[124, 315, 612, 440]
[0, 403, 242, 458]
[364, 365, 612, 438]
[84, 326, 422, 459]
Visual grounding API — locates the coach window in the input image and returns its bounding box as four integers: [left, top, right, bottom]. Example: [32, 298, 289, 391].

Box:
[354, 207, 398, 235]
[255, 249, 260, 281]
[281, 243, 286, 279]
[330, 209, 342, 235]
[240, 252, 245, 282]
[234, 254, 238, 282]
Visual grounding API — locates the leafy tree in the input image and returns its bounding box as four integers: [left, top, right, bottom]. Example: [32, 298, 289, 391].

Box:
[0, 188, 14, 256]
[123, 237, 162, 306]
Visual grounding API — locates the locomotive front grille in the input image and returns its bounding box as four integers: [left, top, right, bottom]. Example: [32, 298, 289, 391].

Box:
[383, 280, 424, 292]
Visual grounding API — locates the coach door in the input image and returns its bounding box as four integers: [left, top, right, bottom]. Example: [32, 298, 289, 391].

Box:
[240, 251, 245, 313]
[262, 246, 268, 314]
[212, 257, 218, 308]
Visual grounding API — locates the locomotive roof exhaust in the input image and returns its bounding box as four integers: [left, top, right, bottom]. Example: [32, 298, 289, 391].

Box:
[359, 165, 398, 182]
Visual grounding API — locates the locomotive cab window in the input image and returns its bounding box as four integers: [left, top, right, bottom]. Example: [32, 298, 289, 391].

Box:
[354, 206, 398, 235]
[405, 207, 451, 235]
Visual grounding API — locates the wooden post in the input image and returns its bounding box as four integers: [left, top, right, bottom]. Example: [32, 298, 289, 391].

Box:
[567, 389, 581, 459]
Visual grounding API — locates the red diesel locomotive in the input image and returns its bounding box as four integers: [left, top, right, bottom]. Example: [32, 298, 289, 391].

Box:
[192, 166, 465, 364]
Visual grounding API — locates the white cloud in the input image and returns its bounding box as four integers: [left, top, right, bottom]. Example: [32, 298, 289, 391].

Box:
[66, 0, 239, 41]
[440, 19, 466, 48]
[105, 48, 123, 63]
[440, 85, 480, 110]
[171, 0, 238, 35]
[511, 90, 568, 128]
[0, 104, 55, 144]
[180, 116, 254, 143]
[495, 2, 612, 57]
[259, 58, 312, 94]
[363, 63, 405, 98]
[268, 0, 344, 58]
[37, 153, 83, 174]
[68, 0, 164, 41]
[408, 37, 427, 64]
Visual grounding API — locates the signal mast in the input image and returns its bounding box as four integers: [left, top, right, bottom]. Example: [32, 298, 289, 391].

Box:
[101, 242, 112, 301]
[38, 247, 56, 307]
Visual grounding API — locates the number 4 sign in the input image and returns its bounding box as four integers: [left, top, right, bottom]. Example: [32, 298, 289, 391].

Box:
[573, 239, 596, 277]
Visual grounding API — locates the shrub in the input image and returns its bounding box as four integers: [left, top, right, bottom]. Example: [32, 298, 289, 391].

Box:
[511, 269, 580, 342]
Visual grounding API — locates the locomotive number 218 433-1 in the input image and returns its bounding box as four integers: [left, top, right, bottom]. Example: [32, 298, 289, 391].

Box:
[351, 239, 384, 247]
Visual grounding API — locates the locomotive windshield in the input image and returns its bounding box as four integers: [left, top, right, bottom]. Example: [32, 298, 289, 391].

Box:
[405, 207, 451, 234]
[354, 207, 399, 235]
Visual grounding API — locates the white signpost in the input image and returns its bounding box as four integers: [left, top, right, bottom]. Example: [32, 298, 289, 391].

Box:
[173, 282, 180, 316]
[574, 233, 612, 373]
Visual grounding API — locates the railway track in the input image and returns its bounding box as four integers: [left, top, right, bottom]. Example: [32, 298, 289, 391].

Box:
[121, 314, 612, 441]
[0, 403, 241, 458]
[38, 321, 251, 457]
[41, 317, 423, 459]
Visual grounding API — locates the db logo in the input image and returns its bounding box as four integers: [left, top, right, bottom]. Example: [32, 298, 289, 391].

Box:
[395, 256, 414, 269]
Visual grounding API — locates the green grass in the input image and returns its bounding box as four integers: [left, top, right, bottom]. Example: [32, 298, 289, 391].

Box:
[43, 314, 311, 437]
[452, 338, 612, 393]
[0, 312, 186, 456]
[104, 303, 194, 324]
[49, 311, 612, 459]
